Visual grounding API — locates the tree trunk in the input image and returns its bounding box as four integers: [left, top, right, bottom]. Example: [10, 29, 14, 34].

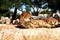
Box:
[12, 7, 17, 20]
[32, 7, 35, 16]
[32, 6, 38, 16]
[35, 7, 38, 16]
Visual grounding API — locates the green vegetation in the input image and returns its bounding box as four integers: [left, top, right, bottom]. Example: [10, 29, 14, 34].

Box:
[0, 0, 60, 19]
[40, 10, 52, 14]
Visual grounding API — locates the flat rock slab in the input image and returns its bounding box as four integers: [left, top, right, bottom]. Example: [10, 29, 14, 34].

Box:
[0, 28, 60, 40]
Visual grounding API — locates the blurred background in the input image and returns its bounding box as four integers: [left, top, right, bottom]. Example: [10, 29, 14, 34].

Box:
[0, 0, 60, 20]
